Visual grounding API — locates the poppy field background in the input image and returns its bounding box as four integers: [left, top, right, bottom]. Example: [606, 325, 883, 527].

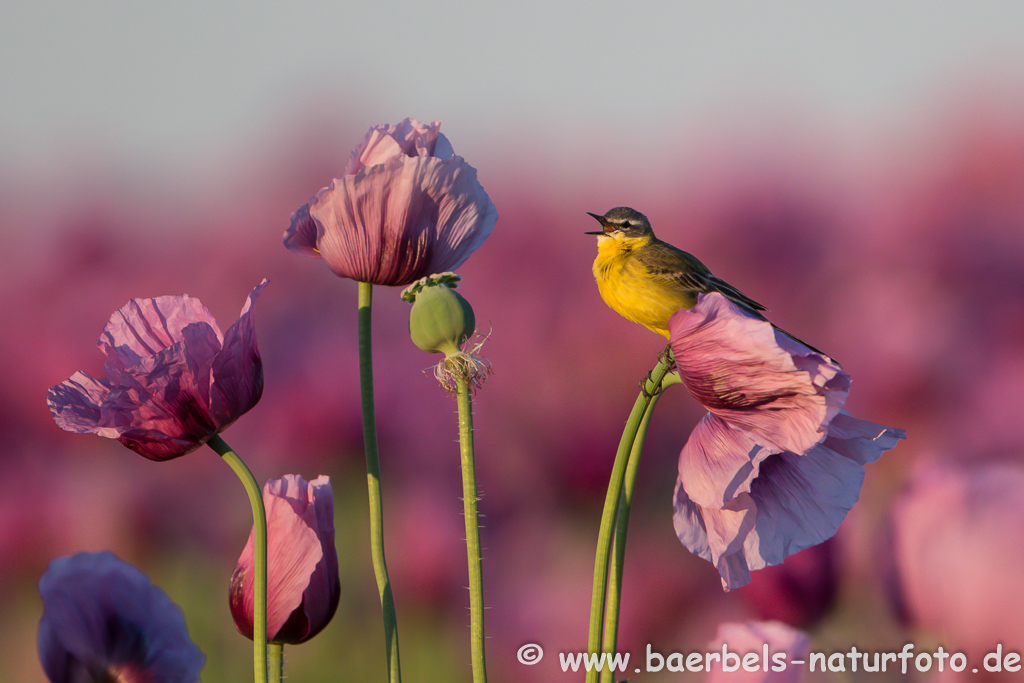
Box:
[5, 4, 1024, 681]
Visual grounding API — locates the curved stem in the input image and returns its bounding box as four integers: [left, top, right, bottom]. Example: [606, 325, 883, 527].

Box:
[456, 375, 488, 683]
[599, 373, 680, 683]
[357, 281, 402, 683]
[585, 357, 674, 683]
[268, 643, 283, 683]
[208, 434, 267, 683]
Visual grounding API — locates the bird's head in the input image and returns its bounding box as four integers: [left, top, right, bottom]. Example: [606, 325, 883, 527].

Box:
[585, 207, 653, 240]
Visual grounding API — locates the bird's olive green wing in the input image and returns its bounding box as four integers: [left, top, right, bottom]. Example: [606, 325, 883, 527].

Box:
[638, 240, 769, 319]
[640, 238, 833, 359]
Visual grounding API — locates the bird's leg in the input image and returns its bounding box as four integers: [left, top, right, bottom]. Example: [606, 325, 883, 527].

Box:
[657, 344, 676, 372]
[639, 345, 677, 398]
[638, 375, 658, 398]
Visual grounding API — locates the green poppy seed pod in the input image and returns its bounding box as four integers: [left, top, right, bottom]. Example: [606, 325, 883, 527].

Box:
[403, 274, 476, 357]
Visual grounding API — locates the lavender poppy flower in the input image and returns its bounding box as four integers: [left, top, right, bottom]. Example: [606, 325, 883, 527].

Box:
[284, 118, 497, 286]
[47, 281, 267, 461]
[38, 551, 204, 683]
[229, 474, 340, 644]
[669, 293, 904, 590]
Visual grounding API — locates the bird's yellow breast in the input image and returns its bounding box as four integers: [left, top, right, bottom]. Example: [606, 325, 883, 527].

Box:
[592, 234, 695, 338]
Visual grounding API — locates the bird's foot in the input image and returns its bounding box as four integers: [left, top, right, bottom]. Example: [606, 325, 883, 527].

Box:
[639, 373, 662, 399]
[657, 345, 676, 372]
[639, 347, 676, 398]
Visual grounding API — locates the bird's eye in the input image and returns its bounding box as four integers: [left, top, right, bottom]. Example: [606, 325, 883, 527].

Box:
[622, 221, 631, 228]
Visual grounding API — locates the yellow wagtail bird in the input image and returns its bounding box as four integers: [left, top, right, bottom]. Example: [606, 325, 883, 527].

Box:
[586, 206, 828, 356]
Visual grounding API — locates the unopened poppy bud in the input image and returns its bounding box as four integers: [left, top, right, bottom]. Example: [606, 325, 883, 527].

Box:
[402, 273, 475, 357]
[402, 273, 491, 393]
[229, 475, 339, 645]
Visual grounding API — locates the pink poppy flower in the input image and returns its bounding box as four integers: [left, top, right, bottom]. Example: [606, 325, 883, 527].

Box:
[229, 474, 339, 644]
[890, 461, 1024, 663]
[47, 281, 267, 461]
[706, 621, 810, 683]
[38, 551, 204, 683]
[284, 118, 497, 286]
[669, 293, 904, 590]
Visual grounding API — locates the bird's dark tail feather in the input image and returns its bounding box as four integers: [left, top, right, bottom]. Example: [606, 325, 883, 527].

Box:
[715, 285, 837, 363]
[771, 323, 836, 364]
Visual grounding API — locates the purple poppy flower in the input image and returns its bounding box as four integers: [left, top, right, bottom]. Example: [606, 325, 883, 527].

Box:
[38, 551, 204, 683]
[229, 474, 340, 644]
[284, 118, 497, 286]
[669, 293, 904, 590]
[47, 281, 267, 461]
[738, 541, 838, 628]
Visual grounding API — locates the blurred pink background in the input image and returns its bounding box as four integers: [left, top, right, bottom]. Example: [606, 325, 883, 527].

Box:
[4, 4, 1024, 681]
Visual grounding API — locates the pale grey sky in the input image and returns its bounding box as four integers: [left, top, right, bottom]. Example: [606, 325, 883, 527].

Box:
[3, 1, 1024, 179]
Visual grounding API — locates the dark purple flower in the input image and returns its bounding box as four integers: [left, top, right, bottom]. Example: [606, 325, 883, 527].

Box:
[38, 551, 204, 683]
[737, 541, 838, 629]
[47, 281, 267, 461]
[284, 118, 497, 286]
[229, 474, 340, 644]
[669, 293, 905, 590]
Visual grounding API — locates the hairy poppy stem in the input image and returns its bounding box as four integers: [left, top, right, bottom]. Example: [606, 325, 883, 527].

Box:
[268, 643, 283, 683]
[208, 435, 267, 683]
[456, 375, 488, 683]
[585, 356, 675, 683]
[357, 282, 402, 683]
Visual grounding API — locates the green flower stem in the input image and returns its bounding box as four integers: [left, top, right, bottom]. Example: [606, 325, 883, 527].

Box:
[207, 434, 267, 683]
[357, 281, 402, 683]
[599, 373, 681, 683]
[456, 375, 488, 683]
[585, 357, 674, 683]
[268, 643, 283, 683]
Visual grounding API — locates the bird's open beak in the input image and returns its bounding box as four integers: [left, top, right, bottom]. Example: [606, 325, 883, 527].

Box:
[585, 211, 608, 235]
